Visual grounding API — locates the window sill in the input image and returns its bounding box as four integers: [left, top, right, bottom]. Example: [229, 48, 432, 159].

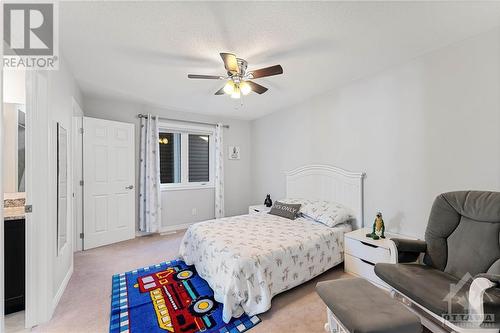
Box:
[160, 184, 215, 192]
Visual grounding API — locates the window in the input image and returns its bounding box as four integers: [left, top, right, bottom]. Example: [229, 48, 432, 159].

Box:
[188, 134, 209, 182]
[159, 132, 181, 184]
[159, 122, 214, 190]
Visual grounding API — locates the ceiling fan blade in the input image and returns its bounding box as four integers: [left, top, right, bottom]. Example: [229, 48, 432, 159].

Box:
[188, 74, 223, 79]
[247, 81, 268, 94]
[214, 86, 225, 95]
[220, 53, 240, 74]
[249, 65, 283, 79]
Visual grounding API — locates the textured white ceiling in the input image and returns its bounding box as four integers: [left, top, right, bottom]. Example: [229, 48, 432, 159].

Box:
[60, 1, 500, 120]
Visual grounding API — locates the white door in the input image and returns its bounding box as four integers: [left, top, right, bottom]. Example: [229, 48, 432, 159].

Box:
[25, 71, 51, 327]
[83, 117, 135, 249]
[72, 115, 83, 251]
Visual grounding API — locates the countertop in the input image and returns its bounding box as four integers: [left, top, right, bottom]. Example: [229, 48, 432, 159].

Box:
[4, 206, 25, 221]
[4, 192, 26, 221]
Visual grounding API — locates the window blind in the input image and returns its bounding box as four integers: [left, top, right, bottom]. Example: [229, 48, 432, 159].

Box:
[188, 134, 209, 182]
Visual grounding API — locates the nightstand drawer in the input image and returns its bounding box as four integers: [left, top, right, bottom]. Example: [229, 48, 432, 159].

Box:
[344, 253, 386, 287]
[248, 205, 271, 214]
[345, 237, 391, 264]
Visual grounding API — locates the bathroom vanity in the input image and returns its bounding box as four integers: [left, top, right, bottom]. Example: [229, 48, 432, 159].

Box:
[4, 195, 26, 314]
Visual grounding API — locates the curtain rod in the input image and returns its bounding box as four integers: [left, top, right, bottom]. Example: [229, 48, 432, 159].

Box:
[137, 114, 230, 129]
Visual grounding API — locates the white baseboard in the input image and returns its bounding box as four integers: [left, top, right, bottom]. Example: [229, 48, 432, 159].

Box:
[160, 222, 195, 234]
[51, 263, 73, 315]
[136, 230, 152, 237]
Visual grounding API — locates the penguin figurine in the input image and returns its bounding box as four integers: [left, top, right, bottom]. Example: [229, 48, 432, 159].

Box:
[264, 194, 273, 207]
[366, 212, 385, 240]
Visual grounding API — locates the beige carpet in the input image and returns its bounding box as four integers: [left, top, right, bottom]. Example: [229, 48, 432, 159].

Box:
[31, 231, 429, 333]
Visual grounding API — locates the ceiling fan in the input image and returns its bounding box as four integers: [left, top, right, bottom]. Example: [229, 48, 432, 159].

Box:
[187, 53, 283, 99]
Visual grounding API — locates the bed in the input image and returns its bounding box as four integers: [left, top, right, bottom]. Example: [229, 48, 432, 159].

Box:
[179, 165, 365, 323]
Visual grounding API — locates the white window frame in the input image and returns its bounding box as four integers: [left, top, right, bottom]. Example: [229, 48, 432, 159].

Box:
[159, 120, 215, 191]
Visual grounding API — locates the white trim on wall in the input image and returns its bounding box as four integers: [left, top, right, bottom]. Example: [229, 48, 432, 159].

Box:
[161, 184, 215, 192]
[159, 221, 196, 234]
[72, 98, 83, 252]
[51, 264, 73, 311]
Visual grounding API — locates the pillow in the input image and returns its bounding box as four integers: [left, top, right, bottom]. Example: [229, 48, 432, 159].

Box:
[281, 198, 355, 227]
[301, 200, 355, 227]
[268, 201, 301, 220]
[280, 198, 313, 211]
[280, 198, 307, 205]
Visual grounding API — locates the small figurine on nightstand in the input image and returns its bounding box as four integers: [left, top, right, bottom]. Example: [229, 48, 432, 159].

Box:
[264, 194, 273, 207]
[366, 212, 385, 240]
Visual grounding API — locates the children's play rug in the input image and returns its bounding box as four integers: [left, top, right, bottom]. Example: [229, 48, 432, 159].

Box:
[110, 259, 261, 333]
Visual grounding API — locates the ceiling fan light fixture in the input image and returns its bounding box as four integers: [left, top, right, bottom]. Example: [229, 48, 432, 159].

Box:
[240, 81, 251, 95]
[223, 80, 235, 95]
[231, 87, 241, 99]
[188, 52, 282, 99]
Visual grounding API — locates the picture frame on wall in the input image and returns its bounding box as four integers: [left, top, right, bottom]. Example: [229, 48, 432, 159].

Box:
[228, 146, 240, 160]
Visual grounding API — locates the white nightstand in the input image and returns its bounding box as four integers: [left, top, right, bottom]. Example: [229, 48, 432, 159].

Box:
[344, 227, 414, 289]
[248, 204, 272, 214]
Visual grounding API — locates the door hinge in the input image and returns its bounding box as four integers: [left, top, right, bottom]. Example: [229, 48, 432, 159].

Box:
[79, 180, 84, 186]
[79, 127, 84, 134]
[79, 233, 84, 239]
[25, 205, 33, 213]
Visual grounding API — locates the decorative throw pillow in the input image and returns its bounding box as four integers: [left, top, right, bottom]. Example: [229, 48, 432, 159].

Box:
[301, 200, 355, 227]
[268, 201, 301, 220]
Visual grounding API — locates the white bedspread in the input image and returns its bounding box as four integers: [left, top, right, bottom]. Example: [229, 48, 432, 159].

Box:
[178, 212, 351, 323]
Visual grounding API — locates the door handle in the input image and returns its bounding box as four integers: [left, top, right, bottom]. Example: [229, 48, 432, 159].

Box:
[125, 185, 134, 190]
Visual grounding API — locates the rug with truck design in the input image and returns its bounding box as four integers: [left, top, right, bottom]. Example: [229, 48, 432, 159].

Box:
[109, 259, 261, 333]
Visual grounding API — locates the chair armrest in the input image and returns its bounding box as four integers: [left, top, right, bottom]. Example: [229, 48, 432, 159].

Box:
[390, 238, 426, 263]
[468, 275, 498, 327]
[391, 238, 427, 253]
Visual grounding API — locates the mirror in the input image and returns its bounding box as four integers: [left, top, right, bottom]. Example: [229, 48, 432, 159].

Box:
[18, 108, 25, 191]
[2, 103, 26, 193]
[57, 123, 68, 254]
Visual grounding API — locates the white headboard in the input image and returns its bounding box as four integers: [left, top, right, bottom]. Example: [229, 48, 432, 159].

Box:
[285, 165, 366, 230]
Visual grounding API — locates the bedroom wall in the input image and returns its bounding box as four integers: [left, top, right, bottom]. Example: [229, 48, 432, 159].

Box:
[83, 97, 252, 231]
[47, 58, 84, 309]
[251, 27, 500, 239]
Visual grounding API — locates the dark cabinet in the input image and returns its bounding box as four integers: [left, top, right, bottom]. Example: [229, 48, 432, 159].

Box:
[4, 219, 25, 314]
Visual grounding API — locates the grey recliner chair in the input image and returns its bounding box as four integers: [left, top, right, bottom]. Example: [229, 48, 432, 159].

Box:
[375, 191, 500, 331]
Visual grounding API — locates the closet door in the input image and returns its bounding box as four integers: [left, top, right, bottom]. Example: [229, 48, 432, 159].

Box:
[83, 117, 135, 249]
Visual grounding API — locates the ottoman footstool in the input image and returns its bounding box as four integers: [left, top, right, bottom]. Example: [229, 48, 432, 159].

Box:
[316, 277, 422, 333]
